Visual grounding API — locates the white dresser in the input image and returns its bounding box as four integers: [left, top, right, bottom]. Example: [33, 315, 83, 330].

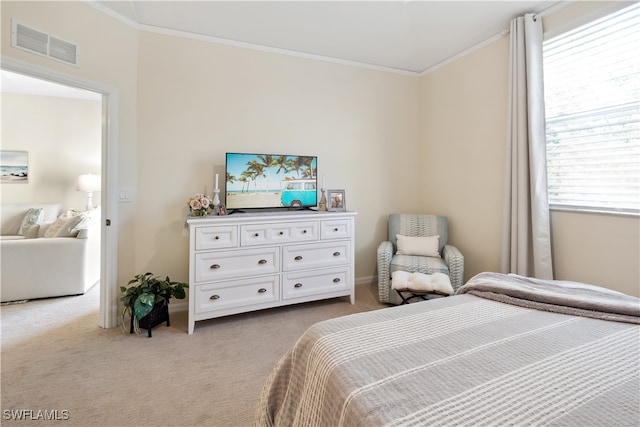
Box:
[186, 211, 357, 334]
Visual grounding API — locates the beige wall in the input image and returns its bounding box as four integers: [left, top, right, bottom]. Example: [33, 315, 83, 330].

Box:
[418, 36, 509, 282]
[2, 1, 637, 301]
[135, 31, 421, 280]
[1, 93, 101, 209]
[551, 211, 639, 296]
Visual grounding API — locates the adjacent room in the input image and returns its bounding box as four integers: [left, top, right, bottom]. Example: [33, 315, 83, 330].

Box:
[1, 1, 638, 426]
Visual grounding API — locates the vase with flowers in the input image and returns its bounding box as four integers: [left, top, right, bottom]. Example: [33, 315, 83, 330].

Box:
[188, 193, 212, 217]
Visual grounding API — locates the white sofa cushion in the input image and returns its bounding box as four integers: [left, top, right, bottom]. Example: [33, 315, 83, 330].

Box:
[1, 204, 62, 235]
[1, 235, 26, 241]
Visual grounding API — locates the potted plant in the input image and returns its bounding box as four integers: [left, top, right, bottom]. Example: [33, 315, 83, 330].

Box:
[120, 272, 188, 337]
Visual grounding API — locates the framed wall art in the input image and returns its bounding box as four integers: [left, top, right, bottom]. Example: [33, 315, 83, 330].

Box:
[0, 151, 29, 183]
[327, 189, 346, 212]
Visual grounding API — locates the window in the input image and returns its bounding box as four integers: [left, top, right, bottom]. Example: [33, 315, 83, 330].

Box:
[543, 3, 639, 215]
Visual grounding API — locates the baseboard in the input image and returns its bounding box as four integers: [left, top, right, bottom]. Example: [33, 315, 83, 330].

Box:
[355, 275, 376, 286]
[169, 300, 188, 313]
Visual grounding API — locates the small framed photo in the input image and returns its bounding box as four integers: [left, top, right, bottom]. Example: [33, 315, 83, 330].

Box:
[327, 189, 346, 211]
[1, 150, 29, 183]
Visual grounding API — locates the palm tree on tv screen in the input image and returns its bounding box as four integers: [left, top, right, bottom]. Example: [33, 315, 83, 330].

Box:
[285, 156, 316, 179]
[257, 154, 279, 191]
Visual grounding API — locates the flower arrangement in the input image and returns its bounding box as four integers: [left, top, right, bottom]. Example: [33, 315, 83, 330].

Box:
[187, 193, 211, 216]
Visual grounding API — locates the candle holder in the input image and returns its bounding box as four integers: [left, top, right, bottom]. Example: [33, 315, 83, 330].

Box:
[213, 189, 221, 214]
[318, 188, 327, 211]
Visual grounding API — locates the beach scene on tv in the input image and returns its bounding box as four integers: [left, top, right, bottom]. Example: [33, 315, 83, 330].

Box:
[225, 153, 317, 209]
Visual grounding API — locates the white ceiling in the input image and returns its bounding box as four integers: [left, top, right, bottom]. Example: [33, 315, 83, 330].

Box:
[1, 1, 563, 97]
[1, 70, 102, 100]
[93, 0, 563, 75]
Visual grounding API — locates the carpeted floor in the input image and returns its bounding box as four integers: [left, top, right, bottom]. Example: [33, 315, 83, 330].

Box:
[1, 281, 386, 426]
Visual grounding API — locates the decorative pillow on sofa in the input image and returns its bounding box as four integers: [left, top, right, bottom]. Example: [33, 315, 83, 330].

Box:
[43, 211, 85, 238]
[396, 234, 440, 258]
[71, 209, 99, 232]
[25, 224, 40, 239]
[18, 208, 43, 236]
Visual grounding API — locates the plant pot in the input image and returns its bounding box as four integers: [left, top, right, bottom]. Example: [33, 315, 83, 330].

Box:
[130, 303, 170, 338]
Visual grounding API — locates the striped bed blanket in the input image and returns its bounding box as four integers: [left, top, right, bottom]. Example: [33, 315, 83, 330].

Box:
[255, 272, 640, 427]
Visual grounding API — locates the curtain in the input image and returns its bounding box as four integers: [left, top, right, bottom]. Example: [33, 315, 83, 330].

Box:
[500, 14, 554, 279]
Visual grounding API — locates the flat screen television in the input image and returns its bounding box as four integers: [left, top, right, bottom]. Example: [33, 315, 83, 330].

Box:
[225, 152, 318, 211]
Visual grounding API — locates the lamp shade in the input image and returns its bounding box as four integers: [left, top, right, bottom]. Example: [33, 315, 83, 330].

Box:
[76, 174, 101, 192]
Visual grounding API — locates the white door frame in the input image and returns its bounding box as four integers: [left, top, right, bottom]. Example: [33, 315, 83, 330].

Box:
[2, 56, 119, 328]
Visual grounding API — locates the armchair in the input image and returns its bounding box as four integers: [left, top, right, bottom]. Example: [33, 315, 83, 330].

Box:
[377, 214, 464, 304]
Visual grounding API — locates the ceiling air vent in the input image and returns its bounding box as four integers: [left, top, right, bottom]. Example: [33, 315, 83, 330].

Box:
[11, 20, 79, 66]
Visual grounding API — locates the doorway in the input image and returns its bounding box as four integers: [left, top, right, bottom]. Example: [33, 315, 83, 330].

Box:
[1, 56, 119, 328]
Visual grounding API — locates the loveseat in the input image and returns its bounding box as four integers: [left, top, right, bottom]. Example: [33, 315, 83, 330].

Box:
[1, 204, 100, 302]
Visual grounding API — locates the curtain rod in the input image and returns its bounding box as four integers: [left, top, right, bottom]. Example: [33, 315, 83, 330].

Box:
[535, 0, 574, 20]
[500, 2, 573, 37]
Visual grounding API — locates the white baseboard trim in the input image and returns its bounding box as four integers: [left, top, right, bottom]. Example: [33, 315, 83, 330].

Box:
[169, 300, 188, 313]
[356, 275, 376, 286]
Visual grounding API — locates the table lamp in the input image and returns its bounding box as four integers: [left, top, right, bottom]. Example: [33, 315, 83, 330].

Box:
[76, 173, 101, 211]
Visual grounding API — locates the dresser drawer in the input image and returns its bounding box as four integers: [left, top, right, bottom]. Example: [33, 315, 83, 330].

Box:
[195, 225, 238, 250]
[320, 219, 351, 240]
[282, 267, 349, 300]
[282, 241, 350, 271]
[240, 221, 318, 246]
[194, 247, 279, 282]
[194, 276, 279, 314]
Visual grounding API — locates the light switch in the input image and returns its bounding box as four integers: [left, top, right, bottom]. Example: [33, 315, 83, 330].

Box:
[118, 188, 132, 203]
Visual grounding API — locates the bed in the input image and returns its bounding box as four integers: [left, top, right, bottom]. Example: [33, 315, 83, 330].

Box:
[255, 272, 640, 427]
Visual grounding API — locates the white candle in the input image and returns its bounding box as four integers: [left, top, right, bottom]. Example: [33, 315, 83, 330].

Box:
[215, 174, 219, 190]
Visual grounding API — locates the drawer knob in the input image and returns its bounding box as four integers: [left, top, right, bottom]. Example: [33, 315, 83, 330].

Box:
[214, 236, 220, 240]
[254, 233, 260, 237]
[303, 230, 307, 234]
[279, 231, 284, 235]
[258, 259, 267, 265]
[334, 228, 339, 232]
[210, 264, 221, 270]
[333, 251, 341, 257]
[210, 295, 220, 300]
[258, 288, 267, 293]
[333, 278, 341, 283]
[294, 255, 303, 261]
[294, 283, 303, 288]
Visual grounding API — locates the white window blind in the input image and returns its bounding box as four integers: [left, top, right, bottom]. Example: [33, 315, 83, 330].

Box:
[543, 3, 639, 215]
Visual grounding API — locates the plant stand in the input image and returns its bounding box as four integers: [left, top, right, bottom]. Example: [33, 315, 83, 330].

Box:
[130, 303, 170, 338]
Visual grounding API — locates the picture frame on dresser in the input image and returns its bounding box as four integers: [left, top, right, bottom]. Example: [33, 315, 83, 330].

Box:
[327, 189, 346, 211]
